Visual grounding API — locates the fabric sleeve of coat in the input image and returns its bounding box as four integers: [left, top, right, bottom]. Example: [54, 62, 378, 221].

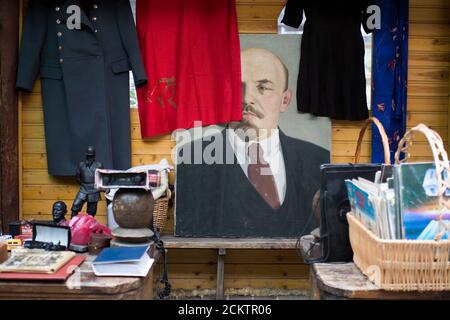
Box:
[116, 0, 148, 88]
[361, 1, 377, 34]
[16, 0, 49, 92]
[281, 0, 304, 29]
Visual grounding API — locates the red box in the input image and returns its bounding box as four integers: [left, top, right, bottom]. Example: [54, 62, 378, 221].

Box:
[14, 234, 33, 242]
[20, 224, 33, 236]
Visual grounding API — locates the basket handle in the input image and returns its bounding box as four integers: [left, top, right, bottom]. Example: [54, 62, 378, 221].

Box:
[395, 124, 450, 240]
[394, 124, 448, 165]
[354, 117, 391, 165]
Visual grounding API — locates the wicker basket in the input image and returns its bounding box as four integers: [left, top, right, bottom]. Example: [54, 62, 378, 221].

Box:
[348, 123, 450, 291]
[348, 213, 450, 291]
[152, 190, 171, 233]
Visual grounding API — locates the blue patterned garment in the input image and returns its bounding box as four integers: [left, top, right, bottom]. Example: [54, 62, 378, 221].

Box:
[371, 0, 408, 164]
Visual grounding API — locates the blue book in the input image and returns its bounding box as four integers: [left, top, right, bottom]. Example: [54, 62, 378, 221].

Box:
[92, 246, 154, 277]
[93, 246, 149, 264]
[345, 179, 377, 234]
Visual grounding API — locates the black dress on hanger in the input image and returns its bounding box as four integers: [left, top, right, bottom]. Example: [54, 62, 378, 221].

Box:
[282, 0, 374, 121]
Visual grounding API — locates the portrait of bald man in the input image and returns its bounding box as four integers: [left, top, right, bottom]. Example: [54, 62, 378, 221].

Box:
[175, 47, 329, 238]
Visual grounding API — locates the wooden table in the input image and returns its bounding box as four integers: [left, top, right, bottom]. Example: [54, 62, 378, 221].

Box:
[310, 263, 450, 300]
[162, 236, 298, 300]
[0, 250, 160, 300]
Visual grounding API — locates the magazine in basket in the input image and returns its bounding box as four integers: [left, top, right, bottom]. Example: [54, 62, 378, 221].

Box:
[394, 162, 450, 240]
[345, 172, 398, 240]
[345, 162, 450, 241]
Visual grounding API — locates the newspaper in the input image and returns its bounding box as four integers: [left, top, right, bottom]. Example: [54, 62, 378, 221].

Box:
[0, 249, 75, 274]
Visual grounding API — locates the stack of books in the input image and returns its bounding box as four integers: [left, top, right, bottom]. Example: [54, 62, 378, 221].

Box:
[346, 176, 398, 239]
[346, 162, 450, 240]
[92, 246, 154, 277]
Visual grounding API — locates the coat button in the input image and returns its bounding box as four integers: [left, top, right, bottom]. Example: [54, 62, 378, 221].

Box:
[55, 7, 60, 12]
[56, 19, 61, 24]
[59, 58, 64, 63]
[57, 32, 62, 37]
[94, 29, 98, 33]
[58, 46, 63, 51]
[93, 4, 98, 9]
[92, 17, 97, 22]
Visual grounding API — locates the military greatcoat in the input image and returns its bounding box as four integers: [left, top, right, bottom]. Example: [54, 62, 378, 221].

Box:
[17, 0, 147, 176]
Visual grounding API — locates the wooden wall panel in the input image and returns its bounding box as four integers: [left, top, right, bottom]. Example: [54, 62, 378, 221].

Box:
[408, 0, 450, 161]
[19, 0, 450, 298]
[0, 0, 20, 233]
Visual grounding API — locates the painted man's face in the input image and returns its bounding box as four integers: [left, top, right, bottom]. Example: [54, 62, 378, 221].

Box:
[232, 48, 292, 138]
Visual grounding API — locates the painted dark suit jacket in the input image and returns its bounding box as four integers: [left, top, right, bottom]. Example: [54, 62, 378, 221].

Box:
[16, 0, 147, 176]
[175, 129, 330, 238]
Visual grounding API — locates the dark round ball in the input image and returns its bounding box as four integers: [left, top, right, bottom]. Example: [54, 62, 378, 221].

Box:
[112, 189, 154, 229]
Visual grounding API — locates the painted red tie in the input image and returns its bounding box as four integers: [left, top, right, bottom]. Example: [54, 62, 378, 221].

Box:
[247, 143, 281, 210]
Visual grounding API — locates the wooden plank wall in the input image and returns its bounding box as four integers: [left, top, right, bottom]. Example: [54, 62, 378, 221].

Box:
[407, 0, 450, 160]
[0, 0, 20, 233]
[19, 0, 450, 298]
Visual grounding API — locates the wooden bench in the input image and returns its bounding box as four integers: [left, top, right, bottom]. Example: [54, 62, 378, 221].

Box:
[161, 236, 298, 299]
[310, 263, 450, 300]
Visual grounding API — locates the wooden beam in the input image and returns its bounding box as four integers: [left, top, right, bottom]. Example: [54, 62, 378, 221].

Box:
[216, 248, 226, 300]
[161, 237, 298, 249]
[0, 0, 20, 233]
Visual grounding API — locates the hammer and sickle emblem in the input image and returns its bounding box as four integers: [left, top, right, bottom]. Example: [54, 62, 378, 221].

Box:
[147, 77, 177, 109]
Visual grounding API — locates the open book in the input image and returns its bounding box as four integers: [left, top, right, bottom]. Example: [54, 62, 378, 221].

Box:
[92, 246, 154, 277]
[0, 249, 75, 274]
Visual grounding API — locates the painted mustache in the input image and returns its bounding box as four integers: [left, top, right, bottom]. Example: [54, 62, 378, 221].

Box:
[242, 104, 264, 119]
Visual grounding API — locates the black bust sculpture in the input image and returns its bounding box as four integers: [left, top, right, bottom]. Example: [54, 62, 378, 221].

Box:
[52, 201, 67, 225]
[71, 146, 104, 218]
